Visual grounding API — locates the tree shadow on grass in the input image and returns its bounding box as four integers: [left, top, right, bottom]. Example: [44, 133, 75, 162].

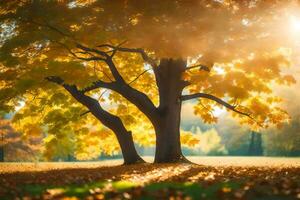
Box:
[0, 163, 242, 199]
[0, 163, 153, 185]
[1, 163, 299, 200]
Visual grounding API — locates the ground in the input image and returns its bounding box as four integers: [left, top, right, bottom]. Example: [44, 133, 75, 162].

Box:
[0, 157, 300, 200]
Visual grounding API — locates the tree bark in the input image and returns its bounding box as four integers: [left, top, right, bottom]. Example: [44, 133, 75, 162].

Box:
[46, 77, 144, 165]
[115, 130, 144, 164]
[153, 58, 189, 163]
[66, 85, 144, 165]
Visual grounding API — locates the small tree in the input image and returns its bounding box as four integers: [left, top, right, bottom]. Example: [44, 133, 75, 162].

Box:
[0, 132, 4, 162]
[248, 131, 263, 156]
[0, 118, 9, 162]
[0, 117, 42, 162]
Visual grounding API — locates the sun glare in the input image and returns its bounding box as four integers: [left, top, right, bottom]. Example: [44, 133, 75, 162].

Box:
[213, 107, 225, 117]
[214, 66, 226, 75]
[290, 16, 300, 33]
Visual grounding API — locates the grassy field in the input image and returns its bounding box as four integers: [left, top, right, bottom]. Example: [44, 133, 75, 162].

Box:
[1, 157, 300, 199]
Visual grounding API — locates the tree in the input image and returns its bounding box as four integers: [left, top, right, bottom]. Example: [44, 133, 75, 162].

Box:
[0, 126, 4, 162]
[0, 0, 297, 163]
[0, 117, 42, 162]
[185, 126, 227, 156]
[248, 131, 263, 156]
[264, 115, 300, 156]
[0, 118, 10, 162]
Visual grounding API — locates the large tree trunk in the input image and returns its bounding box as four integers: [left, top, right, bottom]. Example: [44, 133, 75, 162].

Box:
[153, 58, 188, 163]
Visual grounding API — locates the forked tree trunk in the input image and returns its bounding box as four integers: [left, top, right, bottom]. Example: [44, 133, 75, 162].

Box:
[114, 130, 144, 164]
[84, 99, 144, 165]
[153, 58, 188, 163]
[62, 84, 144, 165]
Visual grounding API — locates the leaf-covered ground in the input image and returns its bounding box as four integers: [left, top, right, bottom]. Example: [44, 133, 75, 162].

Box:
[1, 157, 300, 200]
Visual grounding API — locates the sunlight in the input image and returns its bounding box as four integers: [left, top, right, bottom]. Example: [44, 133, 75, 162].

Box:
[212, 106, 225, 116]
[213, 66, 226, 75]
[289, 16, 300, 33]
[15, 101, 25, 111]
[123, 165, 192, 184]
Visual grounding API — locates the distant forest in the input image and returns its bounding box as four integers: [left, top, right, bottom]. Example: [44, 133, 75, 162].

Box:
[1, 113, 299, 162]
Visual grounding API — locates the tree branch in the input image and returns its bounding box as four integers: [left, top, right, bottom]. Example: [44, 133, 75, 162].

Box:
[78, 78, 158, 124]
[75, 44, 125, 82]
[76, 44, 109, 59]
[80, 110, 91, 116]
[53, 43, 158, 123]
[24, 18, 158, 126]
[185, 64, 210, 72]
[53, 41, 106, 61]
[45, 76, 131, 138]
[27, 19, 72, 38]
[97, 44, 157, 68]
[79, 80, 115, 93]
[128, 69, 152, 85]
[20, 19, 127, 83]
[45, 76, 64, 85]
[181, 93, 252, 117]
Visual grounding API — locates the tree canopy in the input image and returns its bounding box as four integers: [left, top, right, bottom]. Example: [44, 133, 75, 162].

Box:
[0, 0, 298, 161]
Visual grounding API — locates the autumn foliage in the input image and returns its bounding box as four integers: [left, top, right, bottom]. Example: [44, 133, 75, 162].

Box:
[0, 0, 298, 162]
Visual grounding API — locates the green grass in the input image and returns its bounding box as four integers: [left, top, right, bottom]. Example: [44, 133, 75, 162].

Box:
[19, 181, 137, 198]
[10, 180, 241, 200]
[144, 181, 240, 199]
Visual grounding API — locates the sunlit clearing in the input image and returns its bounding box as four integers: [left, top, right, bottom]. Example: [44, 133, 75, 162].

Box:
[290, 16, 300, 33]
